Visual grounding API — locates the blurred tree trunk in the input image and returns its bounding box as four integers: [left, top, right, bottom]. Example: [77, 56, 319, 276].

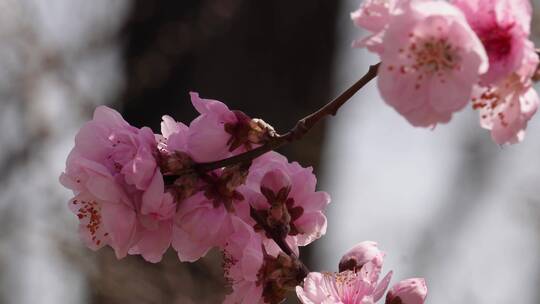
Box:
[91, 1, 340, 303]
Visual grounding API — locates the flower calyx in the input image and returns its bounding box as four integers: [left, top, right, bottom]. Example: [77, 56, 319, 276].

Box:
[202, 162, 251, 212]
[225, 110, 276, 152]
[258, 252, 306, 304]
[253, 183, 304, 241]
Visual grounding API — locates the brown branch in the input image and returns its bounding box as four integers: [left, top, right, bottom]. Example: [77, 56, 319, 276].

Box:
[167, 63, 380, 280]
[214, 63, 380, 281]
[194, 62, 380, 173]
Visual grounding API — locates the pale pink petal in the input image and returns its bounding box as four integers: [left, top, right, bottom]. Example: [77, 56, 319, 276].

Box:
[101, 202, 138, 259]
[93, 105, 131, 129]
[222, 217, 265, 304]
[351, 0, 394, 33]
[187, 114, 231, 162]
[141, 171, 175, 219]
[73, 121, 111, 162]
[171, 226, 213, 262]
[294, 212, 327, 246]
[296, 272, 334, 304]
[172, 193, 233, 262]
[84, 173, 124, 204]
[373, 271, 393, 302]
[129, 220, 173, 263]
[189, 91, 232, 117]
[160, 115, 189, 151]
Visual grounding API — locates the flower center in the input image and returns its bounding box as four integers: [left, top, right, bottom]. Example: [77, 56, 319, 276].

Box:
[253, 185, 304, 238]
[202, 164, 249, 212]
[329, 271, 367, 303]
[387, 32, 462, 90]
[479, 24, 513, 62]
[409, 35, 460, 75]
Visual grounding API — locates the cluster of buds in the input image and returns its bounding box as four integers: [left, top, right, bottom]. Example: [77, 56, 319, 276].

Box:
[352, 0, 539, 145]
[60, 92, 330, 303]
[60, 91, 429, 303]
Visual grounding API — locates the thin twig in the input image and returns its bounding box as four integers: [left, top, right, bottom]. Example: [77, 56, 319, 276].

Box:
[169, 63, 381, 281]
[194, 62, 380, 173]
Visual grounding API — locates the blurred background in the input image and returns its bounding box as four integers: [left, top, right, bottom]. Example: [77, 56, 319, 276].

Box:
[0, 0, 540, 303]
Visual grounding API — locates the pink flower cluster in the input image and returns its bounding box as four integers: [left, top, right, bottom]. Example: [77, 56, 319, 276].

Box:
[352, 0, 539, 144]
[60, 93, 330, 303]
[296, 241, 427, 304]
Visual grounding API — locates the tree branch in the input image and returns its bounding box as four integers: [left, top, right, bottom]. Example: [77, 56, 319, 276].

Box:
[194, 62, 380, 173]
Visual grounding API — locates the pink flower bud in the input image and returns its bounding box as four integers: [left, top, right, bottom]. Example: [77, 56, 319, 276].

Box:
[386, 278, 427, 304]
[339, 241, 384, 273]
[260, 168, 292, 195]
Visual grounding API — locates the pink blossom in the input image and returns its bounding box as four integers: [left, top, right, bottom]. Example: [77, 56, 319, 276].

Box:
[452, 0, 533, 84]
[60, 106, 153, 257]
[472, 41, 539, 144]
[222, 217, 265, 304]
[386, 278, 427, 304]
[377, 0, 488, 127]
[339, 241, 385, 274]
[69, 106, 159, 190]
[171, 192, 235, 262]
[60, 106, 175, 262]
[296, 264, 393, 304]
[295, 242, 429, 304]
[241, 152, 330, 250]
[187, 92, 271, 163]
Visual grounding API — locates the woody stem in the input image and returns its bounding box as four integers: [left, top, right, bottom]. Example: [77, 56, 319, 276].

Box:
[193, 62, 380, 173]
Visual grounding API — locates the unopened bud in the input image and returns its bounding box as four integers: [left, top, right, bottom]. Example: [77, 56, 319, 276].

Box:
[386, 278, 427, 304]
[339, 241, 384, 273]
